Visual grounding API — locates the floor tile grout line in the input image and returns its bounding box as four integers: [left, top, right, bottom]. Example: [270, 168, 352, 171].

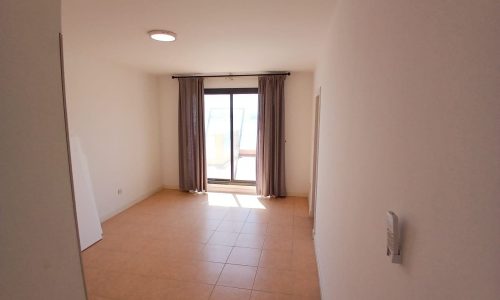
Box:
[250, 249, 263, 292]
[212, 284, 253, 299]
[225, 246, 235, 264]
[223, 259, 261, 268]
[207, 281, 217, 299]
[214, 284, 254, 291]
[94, 266, 218, 293]
[210, 245, 235, 296]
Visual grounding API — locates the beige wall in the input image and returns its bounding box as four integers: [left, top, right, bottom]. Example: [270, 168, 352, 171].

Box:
[159, 76, 179, 189]
[159, 73, 314, 196]
[285, 72, 314, 196]
[313, 1, 500, 299]
[63, 48, 163, 221]
[0, 1, 86, 299]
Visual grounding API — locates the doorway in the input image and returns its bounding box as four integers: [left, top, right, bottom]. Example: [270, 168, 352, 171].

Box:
[204, 88, 258, 185]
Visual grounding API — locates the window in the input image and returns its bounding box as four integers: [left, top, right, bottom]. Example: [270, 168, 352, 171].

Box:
[204, 88, 258, 184]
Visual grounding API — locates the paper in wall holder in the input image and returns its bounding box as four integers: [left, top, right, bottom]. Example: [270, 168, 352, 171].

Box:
[386, 211, 402, 264]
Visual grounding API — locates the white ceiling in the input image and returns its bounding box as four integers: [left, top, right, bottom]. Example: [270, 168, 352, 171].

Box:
[62, 0, 334, 74]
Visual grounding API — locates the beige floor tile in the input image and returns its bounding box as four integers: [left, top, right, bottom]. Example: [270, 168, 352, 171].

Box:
[247, 211, 270, 223]
[89, 271, 142, 300]
[235, 233, 265, 248]
[81, 247, 104, 268]
[126, 252, 171, 277]
[292, 227, 313, 240]
[181, 229, 215, 243]
[210, 286, 251, 300]
[263, 237, 293, 251]
[166, 241, 206, 259]
[100, 218, 133, 235]
[126, 275, 166, 300]
[217, 264, 257, 289]
[144, 239, 204, 261]
[84, 248, 136, 273]
[202, 209, 229, 220]
[294, 204, 310, 217]
[227, 247, 262, 266]
[224, 209, 251, 222]
[87, 295, 113, 300]
[83, 190, 319, 300]
[267, 213, 294, 226]
[217, 221, 245, 233]
[259, 250, 293, 270]
[209, 232, 239, 246]
[270, 204, 294, 213]
[293, 271, 321, 298]
[293, 216, 313, 228]
[142, 227, 177, 240]
[102, 250, 136, 273]
[130, 255, 171, 277]
[89, 233, 128, 252]
[174, 215, 208, 228]
[141, 238, 170, 255]
[198, 219, 223, 231]
[292, 239, 316, 257]
[266, 223, 293, 238]
[83, 267, 104, 296]
[131, 276, 213, 300]
[163, 280, 214, 300]
[291, 294, 321, 300]
[195, 262, 226, 284]
[250, 290, 291, 300]
[164, 260, 224, 284]
[241, 222, 268, 235]
[198, 244, 233, 263]
[253, 267, 295, 294]
[292, 253, 318, 273]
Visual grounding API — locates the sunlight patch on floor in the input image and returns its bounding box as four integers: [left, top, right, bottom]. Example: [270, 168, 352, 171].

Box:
[207, 192, 239, 207]
[234, 194, 266, 209]
[207, 192, 266, 209]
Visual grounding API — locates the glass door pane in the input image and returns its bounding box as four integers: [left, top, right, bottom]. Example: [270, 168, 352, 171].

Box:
[205, 94, 231, 180]
[233, 94, 258, 181]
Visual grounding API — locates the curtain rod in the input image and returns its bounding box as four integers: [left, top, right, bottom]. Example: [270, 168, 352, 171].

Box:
[171, 72, 291, 79]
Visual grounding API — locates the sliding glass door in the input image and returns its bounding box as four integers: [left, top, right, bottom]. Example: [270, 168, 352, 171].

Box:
[204, 88, 258, 184]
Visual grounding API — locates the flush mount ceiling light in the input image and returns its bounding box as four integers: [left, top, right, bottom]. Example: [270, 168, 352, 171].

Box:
[148, 30, 177, 42]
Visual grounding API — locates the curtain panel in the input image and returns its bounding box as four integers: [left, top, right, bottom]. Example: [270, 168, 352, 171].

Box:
[256, 75, 287, 197]
[178, 77, 207, 192]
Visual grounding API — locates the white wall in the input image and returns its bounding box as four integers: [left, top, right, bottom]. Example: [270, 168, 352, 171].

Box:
[63, 48, 162, 221]
[159, 76, 179, 189]
[285, 72, 314, 196]
[0, 0, 86, 299]
[159, 73, 313, 196]
[314, 1, 500, 299]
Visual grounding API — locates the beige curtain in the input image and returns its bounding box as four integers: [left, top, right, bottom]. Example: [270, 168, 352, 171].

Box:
[178, 77, 207, 192]
[256, 75, 287, 197]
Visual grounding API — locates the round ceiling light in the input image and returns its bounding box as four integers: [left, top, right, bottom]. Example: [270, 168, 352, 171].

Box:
[148, 30, 177, 42]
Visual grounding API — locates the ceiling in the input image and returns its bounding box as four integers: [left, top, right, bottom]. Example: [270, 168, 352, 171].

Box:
[62, 0, 334, 74]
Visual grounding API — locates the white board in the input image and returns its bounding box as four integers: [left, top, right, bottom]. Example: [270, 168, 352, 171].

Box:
[69, 136, 102, 250]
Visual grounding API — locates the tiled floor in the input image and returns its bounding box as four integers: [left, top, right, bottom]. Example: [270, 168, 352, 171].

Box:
[82, 189, 320, 300]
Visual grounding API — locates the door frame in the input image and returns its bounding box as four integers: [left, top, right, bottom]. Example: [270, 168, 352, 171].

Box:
[310, 91, 322, 232]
